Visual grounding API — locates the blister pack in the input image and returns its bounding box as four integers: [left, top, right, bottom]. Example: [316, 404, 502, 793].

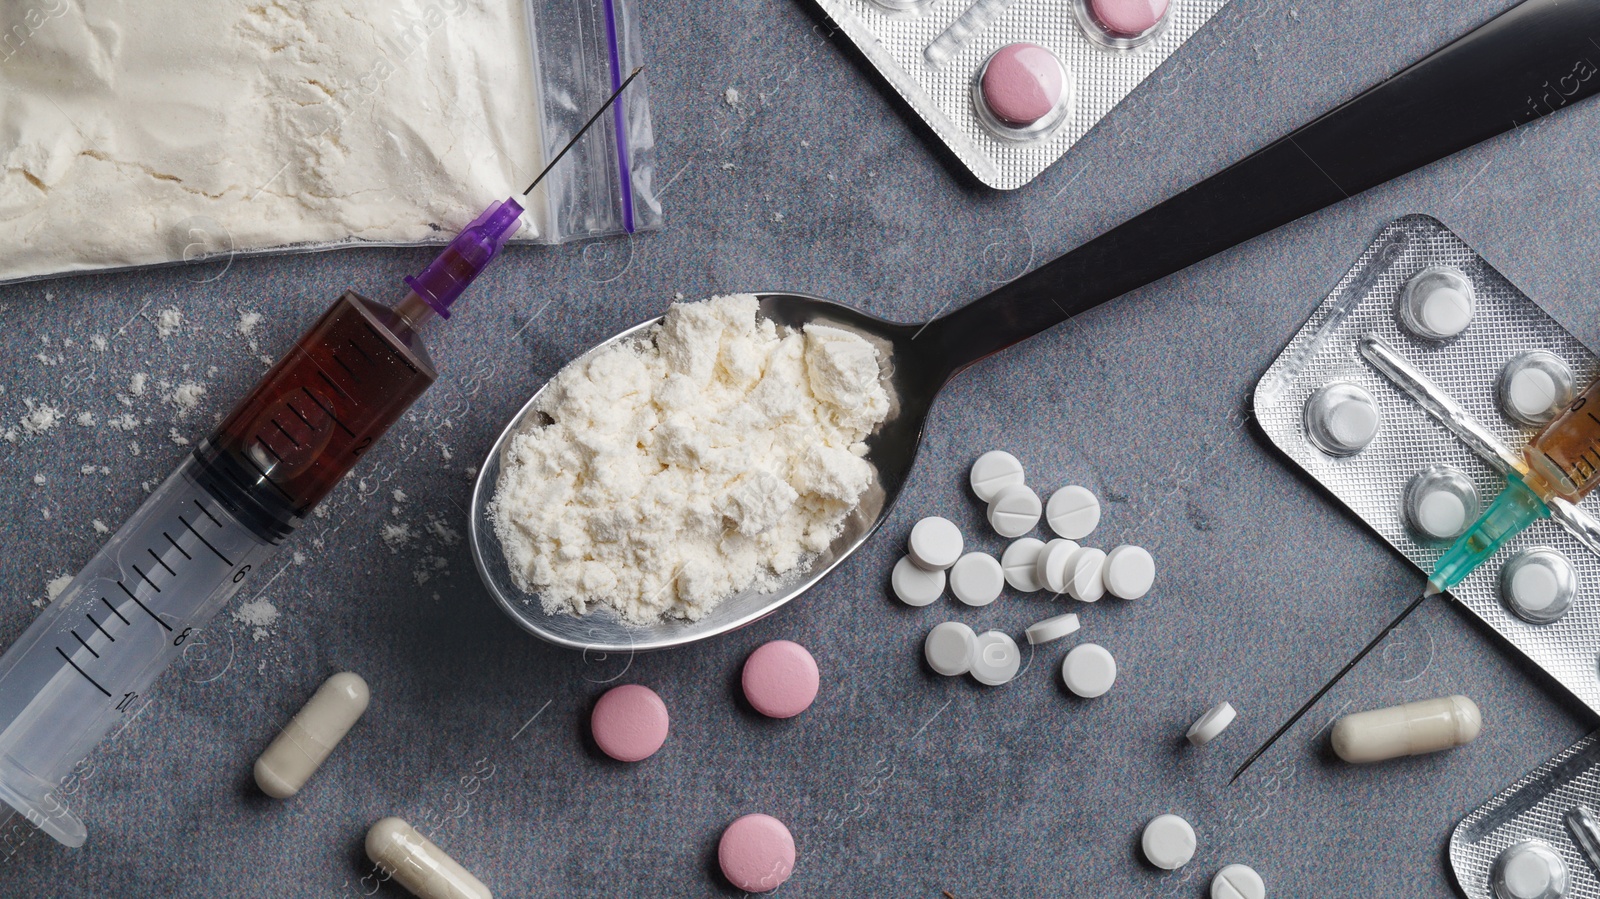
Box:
[1451, 730, 1600, 899]
[807, 0, 1227, 189]
[1253, 215, 1600, 715]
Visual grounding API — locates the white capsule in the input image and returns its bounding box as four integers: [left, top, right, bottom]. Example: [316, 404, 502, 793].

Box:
[1045, 485, 1100, 539]
[255, 672, 370, 799]
[988, 484, 1042, 538]
[366, 817, 493, 899]
[970, 450, 1025, 501]
[1000, 537, 1046, 592]
[1330, 695, 1481, 764]
[908, 516, 963, 570]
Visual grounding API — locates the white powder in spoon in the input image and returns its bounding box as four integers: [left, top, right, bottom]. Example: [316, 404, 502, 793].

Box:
[492, 294, 890, 623]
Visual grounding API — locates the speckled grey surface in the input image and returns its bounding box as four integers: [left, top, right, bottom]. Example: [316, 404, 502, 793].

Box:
[2, 0, 1599, 896]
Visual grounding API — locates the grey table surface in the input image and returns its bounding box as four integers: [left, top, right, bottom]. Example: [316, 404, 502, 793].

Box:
[3, 0, 1600, 896]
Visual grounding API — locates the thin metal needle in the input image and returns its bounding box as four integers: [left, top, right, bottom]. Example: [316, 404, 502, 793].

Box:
[523, 66, 644, 197]
[1230, 589, 1434, 784]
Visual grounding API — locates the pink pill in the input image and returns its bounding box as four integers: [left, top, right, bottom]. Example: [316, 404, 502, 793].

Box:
[980, 44, 1065, 127]
[590, 684, 668, 762]
[718, 814, 796, 893]
[1089, 0, 1169, 36]
[742, 640, 820, 719]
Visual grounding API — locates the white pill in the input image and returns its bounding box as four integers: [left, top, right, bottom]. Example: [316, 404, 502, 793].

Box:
[1497, 351, 1576, 427]
[1304, 383, 1380, 456]
[1103, 545, 1154, 599]
[1186, 701, 1237, 746]
[1001, 537, 1047, 592]
[924, 622, 978, 676]
[1036, 539, 1079, 594]
[1502, 548, 1578, 623]
[255, 671, 370, 799]
[1420, 286, 1473, 336]
[1142, 814, 1197, 870]
[1211, 864, 1266, 899]
[970, 450, 1025, 501]
[1399, 266, 1476, 341]
[1025, 612, 1080, 645]
[1415, 490, 1467, 540]
[988, 484, 1042, 538]
[950, 552, 1005, 606]
[1494, 841, 1568, 899]
[1045, 485, 1101, 539]
[1062, 643, 1117, 698]
[908, 517, 964, 570]
[892, 555, 945, 607]
[1507, 368, 1559, 422]
[366, 817, 493, 899]
[1064, 547, 1107, 603]
[970, 631, 1021, 686]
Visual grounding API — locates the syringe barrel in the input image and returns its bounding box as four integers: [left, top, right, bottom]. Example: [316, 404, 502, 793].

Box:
[1526, 380, 1600, 502]
[0, 290, 441, 847]
[0, 457, 277, 847]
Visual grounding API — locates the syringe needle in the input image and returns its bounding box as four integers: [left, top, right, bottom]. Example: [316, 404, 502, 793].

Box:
[1230, 588, 1434, 785]
[522, 65, 644, 197]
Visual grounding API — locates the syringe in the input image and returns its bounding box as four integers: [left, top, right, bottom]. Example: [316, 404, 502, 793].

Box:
[1234, 375, 1600, 782]
[0, 198, 522, 847]
[1428, 382, 1600, 593]
[0, 66, 642, 847]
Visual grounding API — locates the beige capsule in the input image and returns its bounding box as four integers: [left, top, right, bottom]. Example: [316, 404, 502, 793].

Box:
[1330, 695, 1481, 764]
[254, 672, 369, 798]
[366, 817, 493, 899]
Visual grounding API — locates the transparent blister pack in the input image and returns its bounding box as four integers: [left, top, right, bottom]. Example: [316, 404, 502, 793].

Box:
[1451, 730, 1600, 899]
[1253, 215, 1600, 715]
[807, 0, 1228, 189]
[0, 0, 659, 286]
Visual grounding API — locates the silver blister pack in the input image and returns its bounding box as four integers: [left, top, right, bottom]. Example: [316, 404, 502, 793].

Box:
[807, 0, 1228, 189]
[1451, 730, 1600, 899]
[1253, 215, 1600, 715]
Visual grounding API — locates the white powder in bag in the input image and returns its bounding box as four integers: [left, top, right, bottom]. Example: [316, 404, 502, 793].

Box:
[492, 295, 890, 623]
[0, 0, 538, 282]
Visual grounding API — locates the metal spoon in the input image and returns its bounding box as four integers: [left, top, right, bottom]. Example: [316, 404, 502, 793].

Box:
[469, 0, 1600, 651]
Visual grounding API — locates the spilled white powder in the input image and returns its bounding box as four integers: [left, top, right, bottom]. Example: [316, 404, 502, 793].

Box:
[165, 381, 207, 415]
[232, 599, 280, 641]
[492, 294, 889, 623]
[128, 373, 149, 397]
[381, 522, 413, 549]
[19, 400, 61, 436]
[235, 312, 262, 337]
[75, 411, 95, 427]
[45, 574, 72, 604]
[155, 308, 183, 338]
